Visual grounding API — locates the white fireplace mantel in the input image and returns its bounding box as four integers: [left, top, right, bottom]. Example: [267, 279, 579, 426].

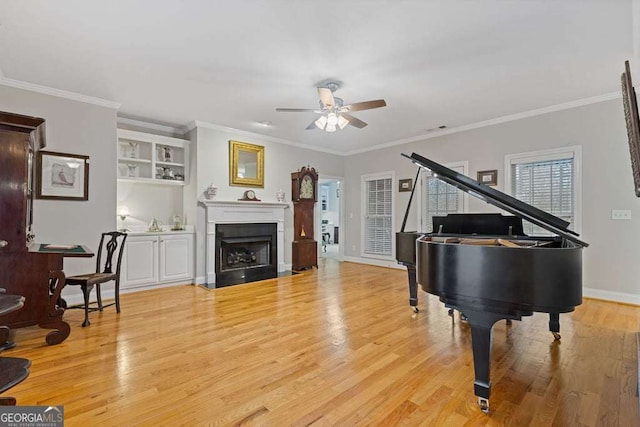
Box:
[199, 199, 289, 284]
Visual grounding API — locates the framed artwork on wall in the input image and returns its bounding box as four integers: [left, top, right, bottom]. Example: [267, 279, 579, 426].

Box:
[36, 151, 89, 200]
[477, 169, 498, 186]
[398, 178, 413, 192]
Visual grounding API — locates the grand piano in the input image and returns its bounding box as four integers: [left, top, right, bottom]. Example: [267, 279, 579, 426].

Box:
[397, 152, 588, 412]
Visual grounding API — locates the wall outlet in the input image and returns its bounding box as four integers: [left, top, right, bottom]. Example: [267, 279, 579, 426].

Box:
[611, 209, 632, 220]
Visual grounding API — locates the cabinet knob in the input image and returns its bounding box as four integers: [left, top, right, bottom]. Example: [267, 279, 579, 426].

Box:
[0, 240, 8, 248]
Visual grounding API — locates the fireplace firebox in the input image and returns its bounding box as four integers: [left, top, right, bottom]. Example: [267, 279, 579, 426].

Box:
[215, 223, 277, 287]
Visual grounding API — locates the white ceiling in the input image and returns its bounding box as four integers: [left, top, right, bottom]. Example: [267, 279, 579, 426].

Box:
[0, 1, 634, 154]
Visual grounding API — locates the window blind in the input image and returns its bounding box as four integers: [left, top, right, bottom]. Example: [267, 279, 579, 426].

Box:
[421, 167, 464, 232]
[511, 157, 574, 235]
[364, 177, 393, 256]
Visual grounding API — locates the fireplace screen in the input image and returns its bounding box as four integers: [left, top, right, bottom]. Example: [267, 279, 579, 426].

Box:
[220, 238, 271, 272]
[214, 222, 278, 287]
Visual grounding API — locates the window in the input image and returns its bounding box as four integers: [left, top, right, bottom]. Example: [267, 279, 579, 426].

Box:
[419, 162, 467, 232]
[505, 146, 581, 235]
[362, 172, 394, 258]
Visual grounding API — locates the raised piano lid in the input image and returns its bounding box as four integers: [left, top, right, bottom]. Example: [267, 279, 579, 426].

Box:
[403, 152, 588, 247]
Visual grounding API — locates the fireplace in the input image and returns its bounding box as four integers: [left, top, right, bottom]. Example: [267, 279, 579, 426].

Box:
[200, 200, 289, 287]
[215, 223, 277, 287]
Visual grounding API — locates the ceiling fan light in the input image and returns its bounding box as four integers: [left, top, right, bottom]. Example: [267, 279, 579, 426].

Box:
[326, 113, 338, 126]
[337, 115, 349, 129]
[325, 123, 337, 132]
[315, 115, 328, 130]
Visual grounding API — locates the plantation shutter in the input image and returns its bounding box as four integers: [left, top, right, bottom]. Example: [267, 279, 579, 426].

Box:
[364, 176, 393, 256]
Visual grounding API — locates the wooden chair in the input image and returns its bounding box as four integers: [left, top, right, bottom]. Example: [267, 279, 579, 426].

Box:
[65, 232, 127, 327]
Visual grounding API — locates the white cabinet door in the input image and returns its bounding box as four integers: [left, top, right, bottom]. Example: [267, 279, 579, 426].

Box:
[122, 235, 158, 288]
[159, 234, 193, 283]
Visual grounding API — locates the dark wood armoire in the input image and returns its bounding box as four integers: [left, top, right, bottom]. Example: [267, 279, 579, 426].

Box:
[0, 112, 87, 345]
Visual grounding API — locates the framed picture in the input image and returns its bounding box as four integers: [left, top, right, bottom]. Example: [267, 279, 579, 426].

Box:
[36, 151, 89, 200]
[477, 169, 498, 186]
[229, 140, 264, 188]
[399, 178, 413, 192]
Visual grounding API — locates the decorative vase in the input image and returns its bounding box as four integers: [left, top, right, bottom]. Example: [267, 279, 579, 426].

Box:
[127, 164, 138, 178]
[276, 189, 285, 202]
[127, 142, 138, 158]
[204, 183, 217, 199]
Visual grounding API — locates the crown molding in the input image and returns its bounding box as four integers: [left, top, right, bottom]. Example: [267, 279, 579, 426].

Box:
[0, 74, 121, 110]
[117, 117, 184, 135]
[345, 91, 622, 156]
[185, 120, 343, 156]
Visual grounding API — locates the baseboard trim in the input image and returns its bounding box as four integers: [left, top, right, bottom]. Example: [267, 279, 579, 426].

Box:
[61, 281, 193, 306]
[343, 256, 404, 270]
[583, 287, 640, 306]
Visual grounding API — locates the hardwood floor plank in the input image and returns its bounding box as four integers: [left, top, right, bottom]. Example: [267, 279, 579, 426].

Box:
[1, 260, 637, 426]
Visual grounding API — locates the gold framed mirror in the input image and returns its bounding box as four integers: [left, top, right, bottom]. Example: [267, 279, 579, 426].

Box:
[229, 140, 264, 187]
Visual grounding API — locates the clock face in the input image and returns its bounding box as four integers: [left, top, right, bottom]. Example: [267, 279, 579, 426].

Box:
[300, 175, 314, 199]
[247, 190, 255, 199]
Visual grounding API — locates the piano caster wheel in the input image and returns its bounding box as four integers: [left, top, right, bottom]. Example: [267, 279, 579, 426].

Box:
[478, 397, 489, 413]
[448, 309, 454, 317]
[460, 313, 468, 322]
[412, 306, 419, 313]
[552, 332, 561, 340]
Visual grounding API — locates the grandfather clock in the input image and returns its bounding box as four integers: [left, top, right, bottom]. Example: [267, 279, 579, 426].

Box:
[291, 166, 318, 271]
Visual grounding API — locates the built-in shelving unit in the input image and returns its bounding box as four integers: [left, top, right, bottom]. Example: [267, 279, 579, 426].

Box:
[117, 129, 189, 185]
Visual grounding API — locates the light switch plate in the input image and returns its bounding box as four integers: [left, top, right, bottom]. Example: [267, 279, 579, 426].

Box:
[611, 209, 632, 220]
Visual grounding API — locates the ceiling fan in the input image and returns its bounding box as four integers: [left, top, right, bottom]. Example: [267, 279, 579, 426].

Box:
[276, 82, 386, 132]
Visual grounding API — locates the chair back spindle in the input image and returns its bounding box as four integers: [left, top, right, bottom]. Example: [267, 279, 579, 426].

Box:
[95, 232, 127, 274]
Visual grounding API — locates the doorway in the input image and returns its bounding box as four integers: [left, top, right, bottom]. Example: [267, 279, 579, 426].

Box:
[317, 178, 342, 260]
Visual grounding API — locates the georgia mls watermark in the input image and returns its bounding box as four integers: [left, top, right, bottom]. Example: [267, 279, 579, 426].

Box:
[0, 406, 63, 427]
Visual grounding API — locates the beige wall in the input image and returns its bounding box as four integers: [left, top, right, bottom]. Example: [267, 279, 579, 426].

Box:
[2, 82, 636, 303]
[185, 124, 345, 281]
[0, 85, 118, 298]
[343, 99, 640, 302]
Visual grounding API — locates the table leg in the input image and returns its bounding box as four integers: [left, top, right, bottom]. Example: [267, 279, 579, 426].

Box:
[40, 270, 70, 345]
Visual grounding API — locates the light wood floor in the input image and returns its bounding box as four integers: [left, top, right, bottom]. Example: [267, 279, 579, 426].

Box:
[3, 259, 639, 426]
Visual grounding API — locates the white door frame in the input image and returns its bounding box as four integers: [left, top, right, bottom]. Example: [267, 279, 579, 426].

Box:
[316, 175, 345, 261]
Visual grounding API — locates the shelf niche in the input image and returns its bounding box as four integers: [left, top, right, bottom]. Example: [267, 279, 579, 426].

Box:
[117, 129, 190, 185]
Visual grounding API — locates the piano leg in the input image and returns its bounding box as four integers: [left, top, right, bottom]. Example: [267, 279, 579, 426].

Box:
[461, 309, 515, 413]
[406, 266, 419, 313]
[549, 312, 561, 340]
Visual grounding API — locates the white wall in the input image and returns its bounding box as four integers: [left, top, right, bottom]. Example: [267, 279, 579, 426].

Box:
[0, 85, 118, 299]
[343, 99, 640, 302]
[117, 181, 184, 230]
[185, 123, 344, 281]
[116, 121, 187, 229]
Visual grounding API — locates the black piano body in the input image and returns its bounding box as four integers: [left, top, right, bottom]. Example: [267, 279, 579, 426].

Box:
[402, 152, 588, 413]
[396, 213, 526, 312]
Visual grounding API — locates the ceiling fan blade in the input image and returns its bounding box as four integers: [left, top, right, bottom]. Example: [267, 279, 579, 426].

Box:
[341, 113, 367, 128]
[343, 99, 387, 112]
[306, 120, 319, 130]
[318, 87, 335, 108]
[276, 108, 318, 112]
